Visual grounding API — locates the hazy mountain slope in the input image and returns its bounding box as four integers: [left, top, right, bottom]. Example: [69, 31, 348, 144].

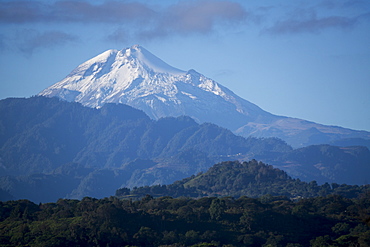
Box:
[39, 45, 370, 147]
[236, 118, 370, 148]
[329, 138, 370, 150]
[271, 145, 370, 185]
[0, 97, 289, 201]
[0, 188, 14, 201]
[1, 97, 368, 202]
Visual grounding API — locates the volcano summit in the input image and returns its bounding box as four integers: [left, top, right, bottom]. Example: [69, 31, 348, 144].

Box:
[39, 45, 370, 147]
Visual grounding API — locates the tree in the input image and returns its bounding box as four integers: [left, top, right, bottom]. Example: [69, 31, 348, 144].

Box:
[209, 198, 225, 220]
[133, 227, 159, 246]
[240, 211, 255, 231]
[310, 235, 332, 247]
[185, 230, 200, 245]
[115, 187, 130, 196]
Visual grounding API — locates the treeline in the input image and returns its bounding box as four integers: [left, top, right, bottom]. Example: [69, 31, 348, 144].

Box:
[0, 194, 369, 246]
[117, 160, 370, 200]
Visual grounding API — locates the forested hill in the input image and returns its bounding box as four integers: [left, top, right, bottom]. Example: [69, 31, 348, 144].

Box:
[117, 160, 370, 200]
[0, 97, 290, 202]
[0, 97, 369, 202]
[0, 96, 291, 177]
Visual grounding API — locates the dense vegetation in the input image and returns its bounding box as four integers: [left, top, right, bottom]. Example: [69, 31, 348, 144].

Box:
[117, 160, 370, 200]
[0, 194, 369, 246]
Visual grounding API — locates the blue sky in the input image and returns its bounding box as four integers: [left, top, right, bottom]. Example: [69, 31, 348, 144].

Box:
[0, 0, 369, 131]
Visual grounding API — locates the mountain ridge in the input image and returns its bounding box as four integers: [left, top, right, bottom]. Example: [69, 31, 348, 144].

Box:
[39, 45, 370, 147]
[1, 97, 369, 202]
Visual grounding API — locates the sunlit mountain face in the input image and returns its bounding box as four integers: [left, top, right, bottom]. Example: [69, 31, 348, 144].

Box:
[39, 45, 370, 148]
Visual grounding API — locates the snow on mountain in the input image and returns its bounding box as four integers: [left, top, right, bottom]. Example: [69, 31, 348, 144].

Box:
[39, 45, 370, 147]
[40, 45, 271, 129]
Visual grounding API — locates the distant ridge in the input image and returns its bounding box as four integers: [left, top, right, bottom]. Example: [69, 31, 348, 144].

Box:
[39, 45, 370, 147]
[1, 97, 369, 202]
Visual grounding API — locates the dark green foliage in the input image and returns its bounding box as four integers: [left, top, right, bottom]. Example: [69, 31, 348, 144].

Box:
[0, 195, 369, 246]
[118, 160, 370, 200]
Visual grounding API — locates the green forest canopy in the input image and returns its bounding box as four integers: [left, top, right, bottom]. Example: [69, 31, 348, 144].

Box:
[0, 193, 369, 246]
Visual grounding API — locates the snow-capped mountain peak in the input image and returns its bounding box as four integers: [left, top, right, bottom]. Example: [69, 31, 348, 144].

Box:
[127, 45, 186, 75]
[39, 45, 370, 147]
[39, 45, 264, 121]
